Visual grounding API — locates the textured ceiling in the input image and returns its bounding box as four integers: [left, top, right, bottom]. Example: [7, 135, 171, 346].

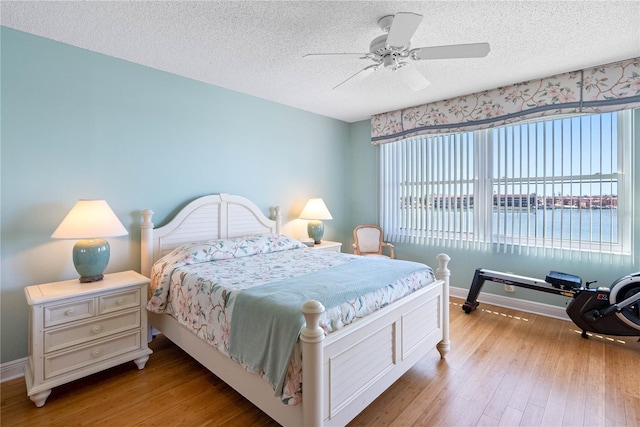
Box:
[2, 1, 640, 123]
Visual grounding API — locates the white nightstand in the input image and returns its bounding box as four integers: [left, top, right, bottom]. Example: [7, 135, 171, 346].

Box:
[24, 270, 153, 407]
[310, 240, 342, 252]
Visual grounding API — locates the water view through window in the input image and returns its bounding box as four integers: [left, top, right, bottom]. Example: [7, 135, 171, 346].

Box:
[422, 205, 618, 243]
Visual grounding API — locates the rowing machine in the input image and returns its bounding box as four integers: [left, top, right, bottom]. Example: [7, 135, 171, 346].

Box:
[462, 268, 640, 338]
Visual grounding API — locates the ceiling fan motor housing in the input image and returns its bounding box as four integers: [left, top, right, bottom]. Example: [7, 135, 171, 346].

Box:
[369, 34, 409, 69]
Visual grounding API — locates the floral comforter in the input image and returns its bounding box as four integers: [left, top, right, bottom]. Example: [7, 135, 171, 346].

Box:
[146, 234, 435, 405]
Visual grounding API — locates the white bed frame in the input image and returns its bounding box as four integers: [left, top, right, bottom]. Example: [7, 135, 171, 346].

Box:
[141, 193, 450, 427]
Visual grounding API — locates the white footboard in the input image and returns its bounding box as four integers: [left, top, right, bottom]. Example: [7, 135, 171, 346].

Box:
[299, 253, 450, 426]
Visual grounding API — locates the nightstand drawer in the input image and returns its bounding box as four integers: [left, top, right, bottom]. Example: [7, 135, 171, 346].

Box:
[44, 330, 142, 379]
[45, 299, 95, 327]
[44, 309, 141, 353]
[99, 288, 140, 314]
[309, 240, 342, 252]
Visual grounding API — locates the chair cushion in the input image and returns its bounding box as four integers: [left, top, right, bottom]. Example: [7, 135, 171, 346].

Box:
[356, 227, 382, 252]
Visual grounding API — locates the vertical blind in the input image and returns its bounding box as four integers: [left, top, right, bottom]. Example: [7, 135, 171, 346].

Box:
[379, 131, 481, 250]
[379, 110, 634, 261]
[490, 112, 631, 259]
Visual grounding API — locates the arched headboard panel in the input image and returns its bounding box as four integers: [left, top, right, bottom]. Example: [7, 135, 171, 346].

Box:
[141, 193, 281, 276]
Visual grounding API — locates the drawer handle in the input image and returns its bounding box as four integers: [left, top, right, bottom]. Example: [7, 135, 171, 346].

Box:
[64, 308, 75, 316]
[116, 298, 124, 306]
[91, 348, 103, 358]
[91, 325, 103, 334]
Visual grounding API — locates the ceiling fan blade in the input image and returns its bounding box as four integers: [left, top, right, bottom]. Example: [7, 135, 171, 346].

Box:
[333, 64, 379, 90]
[386, 12, 423, 48]
[396, 65, 431, 91]
[303, 53, 368, 58]
[411, 42, 491, 60]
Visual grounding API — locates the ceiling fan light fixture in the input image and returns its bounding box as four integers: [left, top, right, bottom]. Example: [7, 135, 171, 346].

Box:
[396, 65, 431, 91]
[383, 55, 396, 69]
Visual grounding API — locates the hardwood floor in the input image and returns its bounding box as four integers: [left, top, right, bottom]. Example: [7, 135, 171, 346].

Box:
[2, 298, 639, 426]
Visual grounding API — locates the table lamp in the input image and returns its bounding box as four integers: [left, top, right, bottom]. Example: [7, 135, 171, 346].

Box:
[299, 198, 333, 244]
[51, 199, 128, 283]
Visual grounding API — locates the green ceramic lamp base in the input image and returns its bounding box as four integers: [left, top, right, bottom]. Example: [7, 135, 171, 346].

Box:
[307, 220, 325, 244]
[73, 239, 110, 283]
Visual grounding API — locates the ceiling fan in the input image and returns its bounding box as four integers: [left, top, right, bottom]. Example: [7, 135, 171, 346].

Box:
[304, 12, 490, 91]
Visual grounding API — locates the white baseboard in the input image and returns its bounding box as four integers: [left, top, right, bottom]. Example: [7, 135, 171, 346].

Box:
[1, 357, 27, 383]
[1, 289, 569, 384]
[450, 286, 570, 321]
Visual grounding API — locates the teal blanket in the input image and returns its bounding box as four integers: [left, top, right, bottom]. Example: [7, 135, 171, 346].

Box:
[228, 257, 430, 396]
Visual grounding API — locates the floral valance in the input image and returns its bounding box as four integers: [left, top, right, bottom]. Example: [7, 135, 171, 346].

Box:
[371, 56, 640, 145]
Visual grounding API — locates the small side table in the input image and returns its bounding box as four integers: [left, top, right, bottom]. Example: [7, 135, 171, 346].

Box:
[24, 270, 152, 407]
[310, 240, 342, 252]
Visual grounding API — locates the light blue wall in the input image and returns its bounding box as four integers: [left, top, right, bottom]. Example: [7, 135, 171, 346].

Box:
[0, 28, 353, 363]
[347, 120, 378, 227]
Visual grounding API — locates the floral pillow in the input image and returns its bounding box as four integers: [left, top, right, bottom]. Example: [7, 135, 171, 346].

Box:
[147, 234, 306, 313]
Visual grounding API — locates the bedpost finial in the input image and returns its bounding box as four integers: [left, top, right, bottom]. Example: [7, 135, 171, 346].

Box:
[269, 206, 281, 220]
[301, 300, 324, 315]
[271, 206, 282, 234]
[301, 300, 324, 341]
[141, 209, 155, 227]
[437, 252, 451, 263]
[436, 253, 451, 273]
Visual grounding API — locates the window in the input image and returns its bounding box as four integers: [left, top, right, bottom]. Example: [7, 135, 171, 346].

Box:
[379, 109, 636, 257]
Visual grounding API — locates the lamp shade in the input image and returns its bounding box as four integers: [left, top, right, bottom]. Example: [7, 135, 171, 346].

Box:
[298, 198, 333, 220]
[52, 200, 128, 239]
[52, 200, 128, 283]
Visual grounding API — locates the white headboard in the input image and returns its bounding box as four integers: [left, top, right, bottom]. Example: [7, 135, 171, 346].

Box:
[141, 193, 282, 277]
